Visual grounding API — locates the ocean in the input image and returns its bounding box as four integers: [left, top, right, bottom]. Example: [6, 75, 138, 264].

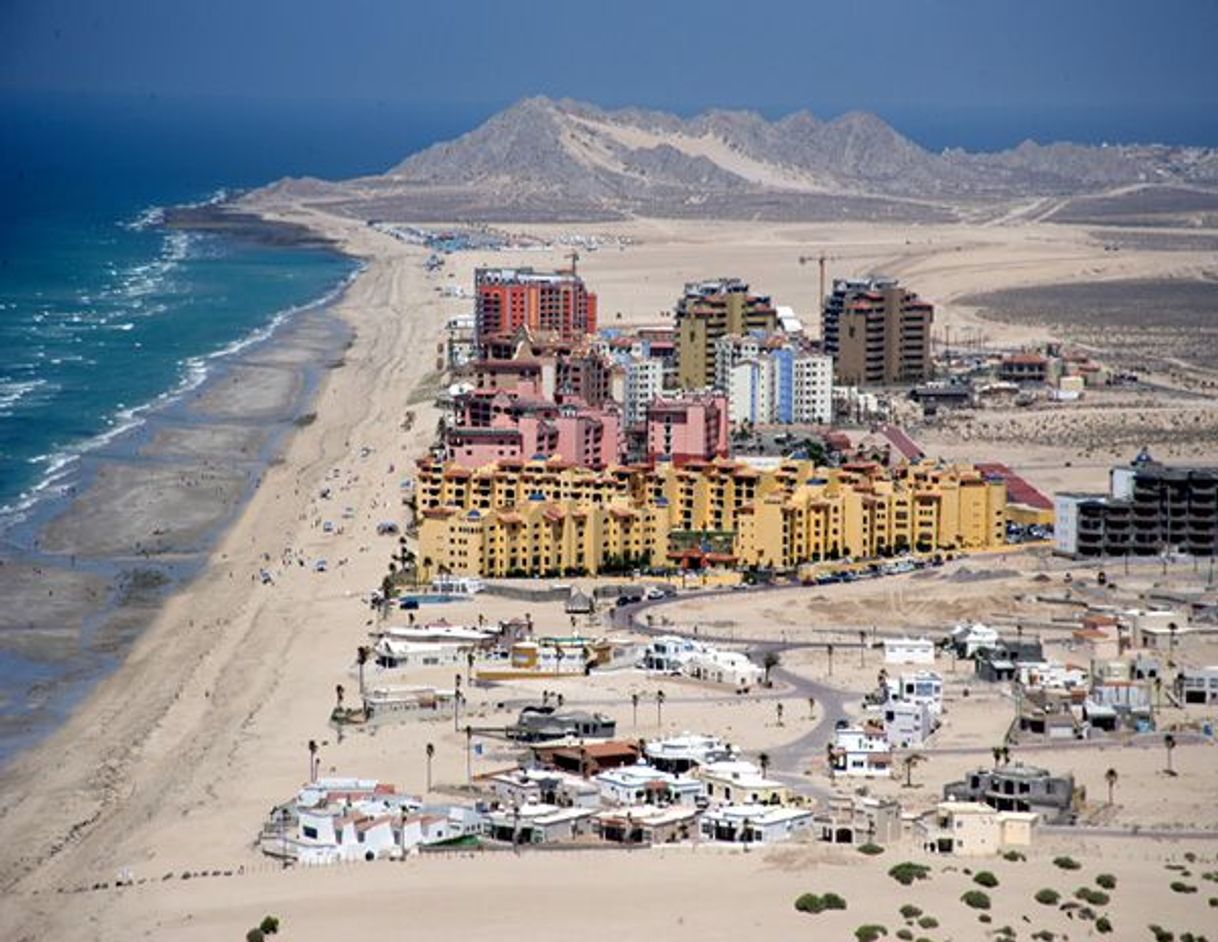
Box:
[0, 92, 484, 765]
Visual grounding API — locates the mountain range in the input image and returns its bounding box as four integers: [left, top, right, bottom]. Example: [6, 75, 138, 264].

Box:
[246, 97, 1218, 224]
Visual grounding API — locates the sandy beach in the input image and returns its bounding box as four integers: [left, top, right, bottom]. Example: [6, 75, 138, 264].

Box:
[2, 208, 1217, 941]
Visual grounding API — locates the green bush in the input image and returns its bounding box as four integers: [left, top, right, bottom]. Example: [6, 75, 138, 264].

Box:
[1171, 881, 1197, 894]
[246, 931, 265, 942]
[795, 892, 847, 914]
[858, 842, 885, 856]
[1202, 871, 1218, 883]
[1149, 925, 1174, 942]
[961, 890, 991, 910]
[974, 871, 999, 888]
[1002, 849, 1026, 862]
[917, 915, 939, 929]
[1031, 932, 1056, 941]
[1210, 896, 1218, 907]
[1095, 873, 1117, 890]
[896, 930, 913, 941]
[898, 904, 922, 919]
[978, 913, 992, 923]
[1034, 888, 1060, 905]
[888, 862, 931, 886]
[1075, 886, 1110, 906]
[1053, 856, 1081, 870]
[855, 926, 888, 942]
[259, 916, 280, 936]
[1096, 915, 1113, 934]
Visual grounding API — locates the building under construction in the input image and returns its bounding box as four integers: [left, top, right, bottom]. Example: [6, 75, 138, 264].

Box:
[1055, 450, 1218, 558]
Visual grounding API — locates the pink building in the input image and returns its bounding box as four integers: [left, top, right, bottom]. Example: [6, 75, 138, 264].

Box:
[446, 402, 624, 470]
[646, 392, 730, 466]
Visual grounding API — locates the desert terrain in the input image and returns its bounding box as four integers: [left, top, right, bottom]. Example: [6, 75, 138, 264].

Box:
[0, 201, 1216, 942]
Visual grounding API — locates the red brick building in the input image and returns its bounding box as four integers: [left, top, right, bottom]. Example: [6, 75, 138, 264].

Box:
[475, 267, 597, 345]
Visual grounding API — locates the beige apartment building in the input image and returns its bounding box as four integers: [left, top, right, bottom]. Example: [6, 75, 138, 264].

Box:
[676, 278, 778, 389]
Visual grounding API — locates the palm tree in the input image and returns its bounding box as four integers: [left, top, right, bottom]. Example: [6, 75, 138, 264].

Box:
[826, 643, 834, 677]
[466, 649, 475, 686]
[762, 650, 780, 685]
[902, 753, 926, 788]
[335, 684, 345, 710]
[858, 629, 867, 668]
[807, 696, 816, 720]
[425, 742, 435, 791]
[758, 753, 771, 778]
[656, 690, 666, 728]
[991, 746, 1004, 768]
[775, 702, 784, 726]
[1164, 733, 1177, 775]
[453, 690, 464, 732]
[307, 739, 319, 783]
[631, 692, 640, 728]
[1104, 766, 1118, 805]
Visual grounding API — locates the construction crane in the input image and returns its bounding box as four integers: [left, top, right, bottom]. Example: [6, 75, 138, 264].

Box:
[799, 253, 836, 306]
[565, 250, 580, 276]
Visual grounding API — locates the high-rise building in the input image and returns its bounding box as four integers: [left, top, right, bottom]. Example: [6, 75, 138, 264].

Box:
[822, 277, 933, 385]
[622, 356, 664, 426]
[475, 267, 597, 345]
[1055, 450, 1218, 558]
[715, 335, 833, 426]
[675, 279, 777, 389]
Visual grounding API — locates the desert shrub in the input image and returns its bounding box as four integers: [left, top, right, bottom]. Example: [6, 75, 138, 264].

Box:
[1203, 871, 1218, 883]
[1053, 856, 1081, 870]
[1077, 906, 1096, 921]
[1003, 849, 1026, 862]
[259, 916, 280, 935]
[1031, 932, 1056, 941]
[795, 892, 847, 913]
[855, 926, 888, 942]
[1171, 881, 1197, 894]
[978, 913, 993, 923]
[917, 915, 939, 929]
[1210, 896, 1218, 907]
[858, 842, 885, 856]
[961, 890, 991, 910]
[896, 930, 913, 941]
[246, 931, 265, 942]
[1180, 933, 1208, 942]
[1096, 915, 1113, 934]
[1034, 888, 1060, 905]
[888, 862, 931, 886]
[1149, 925, 1174, 942]
[995, 927, 1015, 939]
[1075, 886, 1110, 905]
[1095, 873, 1117, 890]
[974, 870, 999, 888]
[898, 904, 922, 919]
[1185, 852, 1198, 863]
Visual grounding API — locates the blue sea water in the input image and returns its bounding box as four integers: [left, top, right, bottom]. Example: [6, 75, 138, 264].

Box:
[0, 93, 483, 526]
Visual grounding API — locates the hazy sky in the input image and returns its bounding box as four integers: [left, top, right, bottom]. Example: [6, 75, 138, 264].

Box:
[4, 0, 1217, 139]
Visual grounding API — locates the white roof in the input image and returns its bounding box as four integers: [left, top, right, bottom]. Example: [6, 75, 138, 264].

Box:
[709, 804, 812, 825]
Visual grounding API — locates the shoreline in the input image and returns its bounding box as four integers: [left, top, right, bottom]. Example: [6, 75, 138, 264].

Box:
[0, 204, 441, 917]
[0, 217, 360, 765]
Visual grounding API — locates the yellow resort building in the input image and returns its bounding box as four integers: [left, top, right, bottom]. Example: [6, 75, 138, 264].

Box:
[414, 456, 1008, 580]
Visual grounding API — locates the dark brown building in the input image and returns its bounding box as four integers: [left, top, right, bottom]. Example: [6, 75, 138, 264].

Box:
[822, 277, 933, 385]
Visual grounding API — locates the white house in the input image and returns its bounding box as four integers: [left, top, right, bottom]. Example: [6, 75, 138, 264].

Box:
[372, 639, 466, 670]
[644, 733, 735, 773]
[893, 670, 944, 717]
[638, 635, 700, 673]
[884, 637, 935, 665]
[1177, 666, 1218, 705]
[488, 768, 600, 809]
[829, 726, 893, 778]
[698, 760, 789, 805]
[684, 648, 764, 687]
[595, 765, 703, 807]
[261, 778, 481, 864]
[482, 803, 595, 845]
[950, 623, 999, 657]
[882, 700, 936, 748]
[700, 804, 814, 844]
